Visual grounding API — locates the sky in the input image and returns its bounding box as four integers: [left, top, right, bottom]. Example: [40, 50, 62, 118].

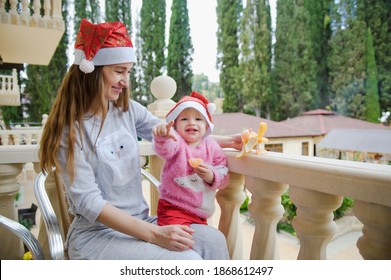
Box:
[131, 0, 277, 83]
[92, 0, 277, 83]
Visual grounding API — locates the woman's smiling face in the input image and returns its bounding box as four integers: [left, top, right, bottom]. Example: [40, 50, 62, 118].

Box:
[102, 63, 133, 101]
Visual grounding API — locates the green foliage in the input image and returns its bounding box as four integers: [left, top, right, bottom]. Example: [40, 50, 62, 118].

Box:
[278, 191, 297, 235]
[365, 28, 381, 123]
[192, 74, 223, 103]
[0, 69, 23, 126]
[240, 196, 249, 213]
[24, 0, 69, 122]
[14, 192, 20, 202]
[334, 197, 354, 219]
[105, 0, 131, 31]
[216, 0, 243, 112]
[241, 191, 355, 236]
[167, 0, 194, 101]
[239, 0, 273, 118]
[139, 0, 166, 103]
[304, 0, 333, 108]
[328, 1, 368, 119]
[18, 217, 33, 231]
[273, 0, 318, 120]
[1, 106, 22, 126]
[362, 0, 391, 115]
[277, 191, 354, 236]
[74, 0, 102, 35]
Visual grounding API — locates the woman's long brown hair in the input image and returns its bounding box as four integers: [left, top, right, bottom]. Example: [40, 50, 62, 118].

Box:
[39, 65, 130, 182]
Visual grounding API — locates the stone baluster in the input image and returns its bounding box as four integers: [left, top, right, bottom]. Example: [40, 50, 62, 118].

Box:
[289, 186, 343, 259]
[354, 200, 391, 259]
[52, 0, 62, 19]
[246, 177, 288, 259]
[32, 0, 41, 19]
[13, 132, 20, 145]
[42, 114, 48, 126]
[0, 133, 10, 145]
[21, 0, 30, 17]
[0, 163, 24, 259]
[12, 68, 19, 94]
[146, 76, 177, 215]
[43, 0, 51, 19]
[216, 172, 246, 259]
[0, 0, 5, 14]
[25, 132, 32, 145]
[9, 0, 17, 15]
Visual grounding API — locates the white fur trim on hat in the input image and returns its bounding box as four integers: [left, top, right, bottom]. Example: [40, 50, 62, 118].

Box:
[166, 101, 215, 137]
[79, 58, 95, 73]
[74, 47, 136, 68]
[207, 103, 216, 114]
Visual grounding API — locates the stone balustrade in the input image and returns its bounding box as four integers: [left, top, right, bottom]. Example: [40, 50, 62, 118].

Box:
[0, 0, 65, 66]
[1, 75, 390, 260]
[0, 69, 20, 106]
[0, 0, 63, 28]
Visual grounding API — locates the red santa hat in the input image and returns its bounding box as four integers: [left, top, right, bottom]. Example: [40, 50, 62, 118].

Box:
[73, 19, 136, 73]
[166, 91, 216, 136]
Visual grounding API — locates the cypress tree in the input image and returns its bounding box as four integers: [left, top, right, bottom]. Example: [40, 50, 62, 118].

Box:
[105, 0, 131, 31]
[365, 28, 380, 122]
[240, 0, 273, 118]
[273, 0, 317, 120]
[105, 0, 135, 103]
[139, 0, 166, 103]
[304, 0, 333, 108]
[74, 0, 102, 36]
[216, 0, 243, 112]
[362, 0, 391, 113]
[132, 10, 146, 105]
[167, 0, 194, 101]
[24, 0, 69, 122]
[328, 0, 367, 119]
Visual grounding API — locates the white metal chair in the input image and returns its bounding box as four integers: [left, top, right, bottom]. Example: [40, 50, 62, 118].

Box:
[34, 168, 160, 260]
[0, 214, 45, 260]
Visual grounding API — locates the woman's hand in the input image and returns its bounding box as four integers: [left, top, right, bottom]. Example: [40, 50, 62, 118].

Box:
[152, 224, 195, 251]
[98, 204, 194, 252]
[212, 134, 243, 150]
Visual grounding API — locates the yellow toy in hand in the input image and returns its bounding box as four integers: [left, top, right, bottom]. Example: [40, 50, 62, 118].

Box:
[236, 122, 268, 158]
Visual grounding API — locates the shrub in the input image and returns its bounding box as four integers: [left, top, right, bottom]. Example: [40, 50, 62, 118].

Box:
[241, 191, 354, 236]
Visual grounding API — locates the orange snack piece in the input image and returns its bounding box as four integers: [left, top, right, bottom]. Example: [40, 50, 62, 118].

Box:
[189, 158, 203, 168]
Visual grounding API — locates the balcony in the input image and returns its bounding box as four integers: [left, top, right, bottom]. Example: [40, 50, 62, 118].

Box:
[0, 68, 19, 105]
[0, 0, 65, 65]
[0, 0, 65, 106]
[1, 77, 390, 260]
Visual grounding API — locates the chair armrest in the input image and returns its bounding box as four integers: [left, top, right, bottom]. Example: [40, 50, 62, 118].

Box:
[34, 171, 65, 260]
[141, 168, 160, 190]
[0, 215, 45, 260]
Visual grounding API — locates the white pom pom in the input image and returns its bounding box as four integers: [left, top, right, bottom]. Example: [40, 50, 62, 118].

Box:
[207, 103, 216, 114]
[79, 59, 95, 73]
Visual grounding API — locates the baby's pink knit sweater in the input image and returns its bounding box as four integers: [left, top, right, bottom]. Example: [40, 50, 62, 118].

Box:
[153, 131, 229, 219]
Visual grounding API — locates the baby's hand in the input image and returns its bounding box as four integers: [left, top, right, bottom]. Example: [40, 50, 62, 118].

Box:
[193, 163, 214, 185]
[153, 121, 177, 141]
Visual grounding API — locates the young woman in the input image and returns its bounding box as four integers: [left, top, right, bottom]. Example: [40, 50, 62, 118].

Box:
[39, 19, 240, 260]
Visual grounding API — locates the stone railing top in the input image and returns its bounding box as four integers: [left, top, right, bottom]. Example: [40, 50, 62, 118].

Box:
[224, 149, 391, 207]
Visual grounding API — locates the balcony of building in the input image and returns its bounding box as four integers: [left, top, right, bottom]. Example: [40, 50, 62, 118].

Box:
[0, 0, 65, 106]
